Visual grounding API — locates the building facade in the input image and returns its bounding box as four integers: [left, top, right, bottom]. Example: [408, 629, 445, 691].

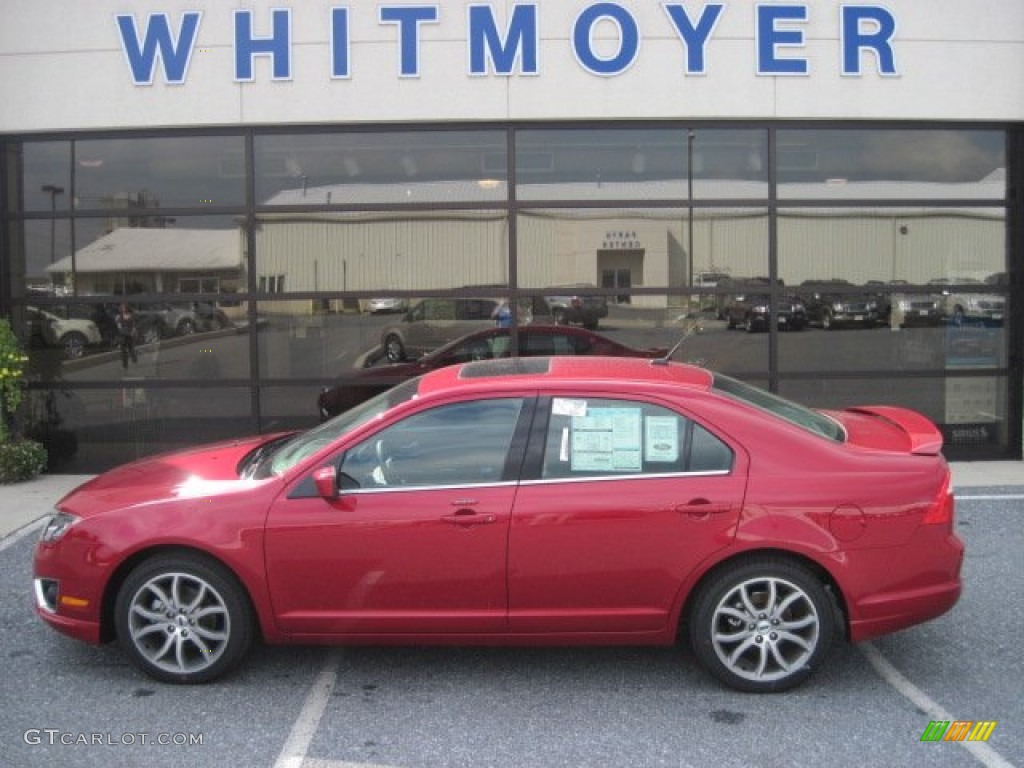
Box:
[1, 1, 1022, 470]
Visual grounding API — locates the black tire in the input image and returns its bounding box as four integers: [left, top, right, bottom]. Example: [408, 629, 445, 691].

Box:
[582, 319, 598, 331]
[140, 325, 161, 345]
[114, 552, 255, 684]
[61, 331, 87, 360]
[177, 318, 195, 336]
[384, 333, 406, 362]
[688, 557, 835, 693]
[822, 310, 834, 330]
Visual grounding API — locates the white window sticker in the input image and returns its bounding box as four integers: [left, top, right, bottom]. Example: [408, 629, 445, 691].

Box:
[645, 416, 679, 462]
[553, 398, 588, 417]
[570, 407, 642, 472]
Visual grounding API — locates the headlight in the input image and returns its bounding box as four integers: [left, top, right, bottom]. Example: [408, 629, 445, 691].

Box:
[39, 511, 79, 543]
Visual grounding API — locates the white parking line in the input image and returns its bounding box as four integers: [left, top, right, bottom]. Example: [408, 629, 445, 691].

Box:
[273, 648, 342, 768]
[956, 494, 1024, 502]
[860, 642, 1017, 768]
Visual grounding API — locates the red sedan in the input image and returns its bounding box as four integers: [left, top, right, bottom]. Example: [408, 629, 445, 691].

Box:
[34, 357, 962, 692]
[318, 324, 668, 420]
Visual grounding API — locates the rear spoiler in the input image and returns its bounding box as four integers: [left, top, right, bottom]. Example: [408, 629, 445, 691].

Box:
[844, 405, 944, 455]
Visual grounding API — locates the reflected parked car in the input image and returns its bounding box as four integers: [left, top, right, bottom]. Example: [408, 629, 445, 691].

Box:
[192, 301, 232, 331]
[319, 325, 669, 419]
[133, 302, 199, 340]
[721, 278, 807, 332]
[927, 278, 1005, 327]
[35, 356, 962, 691]
[798, 280, 879, 329]
[365, 297, 408, 314]
[26, 306, 103, 359]
[882, 281, 944, 328]
[380, 295, 551, 362]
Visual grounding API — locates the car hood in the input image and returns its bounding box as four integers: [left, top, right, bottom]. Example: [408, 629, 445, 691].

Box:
[56, 435, 285, 518]
[825, 406, 943, 455]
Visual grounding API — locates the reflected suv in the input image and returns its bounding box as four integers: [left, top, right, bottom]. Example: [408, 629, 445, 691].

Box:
[928, 278, 1005, 327]
[798, 280, 879, 329]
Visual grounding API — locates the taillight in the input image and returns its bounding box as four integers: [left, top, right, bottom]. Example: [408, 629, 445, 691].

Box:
[922, 479, 954, 526]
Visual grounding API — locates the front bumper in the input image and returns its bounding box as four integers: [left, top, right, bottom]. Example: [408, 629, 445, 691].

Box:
[33, 578, 103, 644]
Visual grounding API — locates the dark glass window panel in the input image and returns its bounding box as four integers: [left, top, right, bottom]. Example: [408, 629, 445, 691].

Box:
[21, 386, 255, 473]
[777, 129, 1006, 198]
[74, 136, 246, 210]
[7, 219, 72, 298]
[18, 296, 250, 383]
[9, 141, 72, 213]
[255, 130, 508, 205]
[516, 128, 767, 201]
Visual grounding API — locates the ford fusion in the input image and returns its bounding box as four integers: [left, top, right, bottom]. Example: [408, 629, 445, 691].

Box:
[34, 357, 963, 692]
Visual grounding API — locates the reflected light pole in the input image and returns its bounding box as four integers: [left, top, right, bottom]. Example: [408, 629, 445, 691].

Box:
[41, 183, 64, 265]
[687, 130, 695, 293]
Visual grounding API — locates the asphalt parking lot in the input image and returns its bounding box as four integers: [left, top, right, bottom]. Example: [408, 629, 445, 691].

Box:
[0, 487, 1020, 768]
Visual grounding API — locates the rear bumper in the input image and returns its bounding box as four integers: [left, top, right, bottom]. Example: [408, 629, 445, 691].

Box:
[844, 531, 965, 642]
[848, 579, 962, 642]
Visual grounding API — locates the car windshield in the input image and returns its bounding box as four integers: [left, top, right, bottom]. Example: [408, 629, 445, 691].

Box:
[263, 378, 421, 477]
[712, 374, 846, 442]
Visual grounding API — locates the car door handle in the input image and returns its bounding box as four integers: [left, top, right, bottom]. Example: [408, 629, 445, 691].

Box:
[676, 498, 733, 518]
[441, 510, 496, 526]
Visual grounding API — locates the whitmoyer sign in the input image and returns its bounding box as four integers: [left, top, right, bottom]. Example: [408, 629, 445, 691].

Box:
[1, 1, 1022, 131]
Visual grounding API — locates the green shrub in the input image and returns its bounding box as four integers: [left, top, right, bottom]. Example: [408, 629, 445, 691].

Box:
[0, 439, 48, 484]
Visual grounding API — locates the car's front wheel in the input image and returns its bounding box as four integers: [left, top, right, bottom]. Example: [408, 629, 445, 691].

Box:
[688, 558, 835, 692]
[384, 333, 406, 362]
[114, 553, 255, 684]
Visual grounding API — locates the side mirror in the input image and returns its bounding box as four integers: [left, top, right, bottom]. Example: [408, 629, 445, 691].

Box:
[312, 465, 338, 500]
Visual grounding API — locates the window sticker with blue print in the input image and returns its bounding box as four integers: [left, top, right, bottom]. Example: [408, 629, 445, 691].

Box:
[570, 407, 643, 472]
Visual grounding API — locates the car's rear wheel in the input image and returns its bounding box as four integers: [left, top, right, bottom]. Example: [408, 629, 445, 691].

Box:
[177, 318, 195, 336]
[384, 333, 406, 362]
[61, 331, 87, 359]
[689, 558, 835, 692]
[114, 553, 254, 684]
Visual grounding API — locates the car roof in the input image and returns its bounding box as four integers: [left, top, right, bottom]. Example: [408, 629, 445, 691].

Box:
[415, 355, 714, 398]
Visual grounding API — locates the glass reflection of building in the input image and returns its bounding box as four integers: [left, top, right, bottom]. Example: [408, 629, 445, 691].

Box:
[1, 126, 1019, 470]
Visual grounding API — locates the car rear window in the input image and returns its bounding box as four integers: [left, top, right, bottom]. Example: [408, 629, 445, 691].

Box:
[712, 374, 845, 442]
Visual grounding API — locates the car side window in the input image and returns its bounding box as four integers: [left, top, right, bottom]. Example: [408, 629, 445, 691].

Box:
[540, 398, 732, 480]
[458, 299, 497, 320]
[340, 398, 526, 489]
[424, 299, 455, 321]
[520, 332, 578, 357]
[520, 332, 557, 356]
